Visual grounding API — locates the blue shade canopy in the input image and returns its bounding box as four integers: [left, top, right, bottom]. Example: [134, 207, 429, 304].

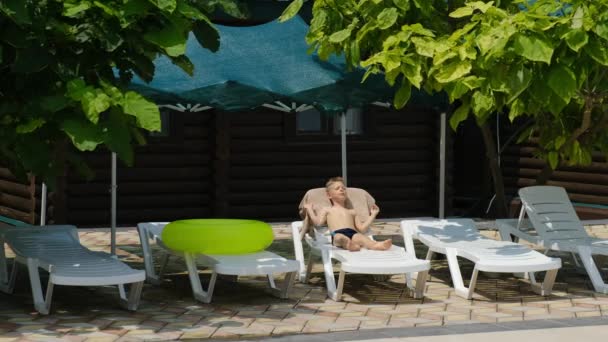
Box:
[130, 16, 393, 113]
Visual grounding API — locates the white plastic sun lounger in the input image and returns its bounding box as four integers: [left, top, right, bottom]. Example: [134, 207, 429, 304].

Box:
[291, 221, 430, 301]
[0, 225, 145, 314]
[496, 186, 608, 294]
[401, 218, 561, 299]
[138, 222, 299, 303]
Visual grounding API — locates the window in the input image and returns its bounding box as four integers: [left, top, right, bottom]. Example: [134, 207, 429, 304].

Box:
[294, 108, 365, 137]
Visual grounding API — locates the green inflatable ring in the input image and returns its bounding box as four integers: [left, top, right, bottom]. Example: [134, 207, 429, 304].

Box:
[161, 219, 274, 254]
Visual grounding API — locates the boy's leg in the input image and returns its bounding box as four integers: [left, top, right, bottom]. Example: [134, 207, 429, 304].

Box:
[352, 234, 392, 250]
[333, 234, 360, 251]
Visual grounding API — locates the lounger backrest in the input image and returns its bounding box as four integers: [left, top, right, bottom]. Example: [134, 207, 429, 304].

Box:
[3, 226, 81, 258]
[519, 186, 588, 241]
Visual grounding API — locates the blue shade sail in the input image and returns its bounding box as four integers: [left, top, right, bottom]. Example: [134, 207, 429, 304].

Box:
[128, 16, 393, 113]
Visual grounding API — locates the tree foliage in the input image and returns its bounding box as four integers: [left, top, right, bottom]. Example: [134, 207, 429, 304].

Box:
[0, 0, 243, 186]
[282, 0, 608, 170]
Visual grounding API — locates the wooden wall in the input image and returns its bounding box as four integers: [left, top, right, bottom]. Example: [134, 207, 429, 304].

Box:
[60, 105, 441, 226]
[225, 105, 441, 221]
[0, 168, 38, 224]
[502, 142, 608, 219]
[64, 111, 214, 226]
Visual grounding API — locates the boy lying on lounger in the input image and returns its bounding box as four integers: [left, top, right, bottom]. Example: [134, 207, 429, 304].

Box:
[303, 177, 392, 252]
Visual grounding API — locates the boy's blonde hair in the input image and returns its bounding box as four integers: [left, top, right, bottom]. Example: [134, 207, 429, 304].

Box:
[325, 177, 345, 190]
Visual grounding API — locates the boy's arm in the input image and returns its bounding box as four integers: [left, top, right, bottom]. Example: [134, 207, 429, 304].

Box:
[354, 204, 380, 233]
[304, 204, 328, 226]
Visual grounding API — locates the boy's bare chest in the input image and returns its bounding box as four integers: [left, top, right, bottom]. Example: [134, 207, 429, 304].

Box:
[326, 207, 356, 227]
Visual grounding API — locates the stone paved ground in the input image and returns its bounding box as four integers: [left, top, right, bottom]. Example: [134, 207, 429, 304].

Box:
[1, 221, 608, 341]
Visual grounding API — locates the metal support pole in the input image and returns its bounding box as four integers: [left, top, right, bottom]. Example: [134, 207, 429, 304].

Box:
[40, 183, 47, 226]
[439, 112, 447, 219]
[340, 112, 347, 186]
[111, 152, 117, 256]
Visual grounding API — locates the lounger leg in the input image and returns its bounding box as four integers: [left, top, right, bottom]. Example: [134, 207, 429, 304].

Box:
[138, 228, 161, 285]
[530, 269, 558, 296]
[413, 270, 428, 299]
[304, 252, 315, 284]
[446, 249, 478, 299]
[577, 246, 608, 294]
[119, 281, 144, 311]
[0, 241, 17, 294]
[184, 252, 217, 303]
[267, 272, 297, 299]
[321, 250, 339, 301]
[0, 241, 7, 290]
[267, 275, 276, 289]
[281, 272, 296, 299]
[26, 258, 52, 315]
[335, 270, 346, 301]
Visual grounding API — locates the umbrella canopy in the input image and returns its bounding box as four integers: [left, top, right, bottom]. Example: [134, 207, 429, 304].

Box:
[130, 16, 392, 112]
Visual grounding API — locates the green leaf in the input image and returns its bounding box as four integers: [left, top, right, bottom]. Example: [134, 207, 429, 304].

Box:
[547, 92, 567, 115]
[449, 7, 474, 18]
[193, 20, 219, 53]
[329, 28, 352, 43]
[82, 90, 111, 124]
[548, 151, 558, 169]
[169, 55, 194, 76]
[62, 119, 104, 151]
[471, 91, 494, 118]
[63, 2, 92, 17]
[509, 98, 526, 121]
[584, 39, 608, 66]
[279, 0, 304, 22]
[444, 82, 470, 102]
[377, 8, 398, 30]
[595, 23, 608, 41]
[392, 0, 410, 12]
[103, 109, 134, 165]
[144, 25, 187, 57]
[513, 34, 554, 64]
[547, 64, 577, 103]
[16, 118, 45, 134]
[401, 62, 423, 88]
[147, 0, 176, 12]
[433, 60, 472, 83]
[571, 6, 583, 29]
[0, 0, 32, 25]
[411, 37, 435, 57]
[504, 65, 532, 103]
[393, 81, 412, 109]
[450, 101, 470, 130]
[176, 1, 207, 20]
[563, 29, 588, 52]
[470, 1, 494, 13]
[122, 92, 161, 131]
[39, 96, 70, 113]
[66, 79, 89, 101]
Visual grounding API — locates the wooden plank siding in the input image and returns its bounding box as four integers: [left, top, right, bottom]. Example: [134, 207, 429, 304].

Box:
[64, 111, 214, 226]
[0, 168, 38, 224]
[227, 105, 441, 221]
[60, 105, 442, 226]
[501, 141, 608, 220]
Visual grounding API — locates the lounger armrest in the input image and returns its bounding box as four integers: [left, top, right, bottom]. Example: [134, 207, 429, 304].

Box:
[495, 219, 541, 245]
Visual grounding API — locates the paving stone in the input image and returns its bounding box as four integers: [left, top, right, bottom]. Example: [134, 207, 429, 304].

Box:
[2, 224, 607, 341]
